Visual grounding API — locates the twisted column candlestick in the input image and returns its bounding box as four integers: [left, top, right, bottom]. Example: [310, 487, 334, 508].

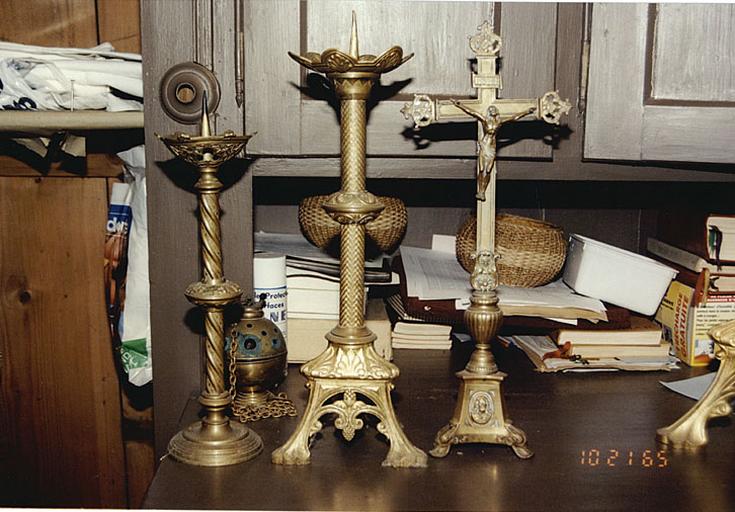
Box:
[197, 169, 224, 283]
[157, 102, 262, 467]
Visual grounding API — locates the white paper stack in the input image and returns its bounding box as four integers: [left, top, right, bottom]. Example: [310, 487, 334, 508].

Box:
[399, 244, 607, 322]
[391, 321, 452, 350]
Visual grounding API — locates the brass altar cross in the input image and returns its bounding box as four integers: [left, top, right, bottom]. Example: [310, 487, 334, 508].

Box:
[401, 21, 571, 460]
[402, 20, 570, 252]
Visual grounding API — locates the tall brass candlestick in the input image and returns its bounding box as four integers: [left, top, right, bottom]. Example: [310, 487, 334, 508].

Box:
[157, 99, 262, 466]
[272, 13, 427, 468]
[402, 21, 570, 459]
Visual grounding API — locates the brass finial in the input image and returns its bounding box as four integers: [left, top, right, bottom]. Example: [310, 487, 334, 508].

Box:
[349, 11, 359, 59]
[200, 90, 211, 138]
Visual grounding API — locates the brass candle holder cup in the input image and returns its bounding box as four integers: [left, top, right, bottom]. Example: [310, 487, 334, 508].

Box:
[272, 12, 427, 468]
[157, 98, 262, 466]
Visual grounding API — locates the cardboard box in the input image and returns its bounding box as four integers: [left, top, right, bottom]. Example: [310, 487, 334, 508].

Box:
[656, 279, 735, 366]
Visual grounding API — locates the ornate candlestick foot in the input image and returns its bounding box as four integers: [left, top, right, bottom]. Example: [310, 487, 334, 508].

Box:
[272, 342, 427, 468]
[657, 320, 735, 449]
[168, 410, 263, 466]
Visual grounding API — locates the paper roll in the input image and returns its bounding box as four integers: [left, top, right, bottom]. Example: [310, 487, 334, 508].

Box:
[254, 252, 288, 341]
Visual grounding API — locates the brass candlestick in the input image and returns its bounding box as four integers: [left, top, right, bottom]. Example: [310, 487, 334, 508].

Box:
[272, 13, 427, 468]
[157, 98, 263, 466]
[402, 21, 570, 459]
[657, 320, 735, 449]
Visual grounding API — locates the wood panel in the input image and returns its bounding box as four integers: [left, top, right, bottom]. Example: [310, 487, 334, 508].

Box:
[306, 1, 494, 97]
[96, 0, 142, 53]
[0, 152, 123, 177]
[652, 4, 735, 102]
[642, 106, 735, 163]
[244, 0, 308, 154]
[585, 3, 735, 164]
[0, 177, 125, 507]
[497, 2, 557, 158]
[141, 0, 201, 462]
[0, 0, 98, 47]
[249, 155, 735, 182]
[245, 1, 558, 159]
[584, 3, 647, 161]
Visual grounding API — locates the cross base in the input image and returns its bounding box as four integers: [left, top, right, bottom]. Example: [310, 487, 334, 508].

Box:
[271, 340, 427, 468]
[430, 370, 532, 459]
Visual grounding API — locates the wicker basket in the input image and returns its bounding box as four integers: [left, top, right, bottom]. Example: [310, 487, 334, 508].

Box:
[456, 214, 566, 287]
[298, 194, 407, 253]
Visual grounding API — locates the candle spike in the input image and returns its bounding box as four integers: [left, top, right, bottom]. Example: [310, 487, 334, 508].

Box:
[200, 90, 211, 137]
[349, 11, 359, 59]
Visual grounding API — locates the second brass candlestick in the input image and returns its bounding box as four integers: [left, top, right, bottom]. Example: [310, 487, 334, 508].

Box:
[272, 13, 427, 468]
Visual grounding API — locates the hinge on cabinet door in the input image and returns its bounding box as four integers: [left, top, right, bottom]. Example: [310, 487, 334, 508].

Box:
[578, 3, 593, 117]
[235, 30, 245, 107]
[235, 1, 245, 107]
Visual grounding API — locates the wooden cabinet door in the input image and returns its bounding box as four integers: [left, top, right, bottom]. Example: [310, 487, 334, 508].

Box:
[0, 178, 125, 507]
[245, 1, 561, 177]
[585, 4, 735, 164]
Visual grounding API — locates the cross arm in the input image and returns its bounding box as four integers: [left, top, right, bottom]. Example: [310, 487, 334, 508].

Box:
[402, 91, 570, 128]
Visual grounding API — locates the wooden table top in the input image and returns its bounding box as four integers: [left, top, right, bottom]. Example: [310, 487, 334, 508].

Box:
[143, 343, 735, 511]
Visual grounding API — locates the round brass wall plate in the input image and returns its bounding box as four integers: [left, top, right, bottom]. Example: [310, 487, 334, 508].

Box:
[160, 62, 221, 124]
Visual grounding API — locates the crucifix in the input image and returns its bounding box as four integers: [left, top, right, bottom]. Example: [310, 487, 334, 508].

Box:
[402, 20, 571, 459]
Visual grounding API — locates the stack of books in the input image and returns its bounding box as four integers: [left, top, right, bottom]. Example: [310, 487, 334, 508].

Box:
[287, 298, 392, 363]
[391, 321, 452, 350]
[254, 232, 393, 363]
[551, 315, 669, 360]
[647, 210, 735, 366]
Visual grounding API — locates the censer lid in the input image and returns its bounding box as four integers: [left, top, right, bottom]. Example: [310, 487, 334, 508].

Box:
[240, 295, 266, 319]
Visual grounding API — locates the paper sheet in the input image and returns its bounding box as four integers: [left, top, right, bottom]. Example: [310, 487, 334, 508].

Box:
[660, 373, 716, 400]
[401, 246, 473, 300]
[255, 232, 384, 268]
[505, 335, 678, 373]
[399, 245, 606, 318]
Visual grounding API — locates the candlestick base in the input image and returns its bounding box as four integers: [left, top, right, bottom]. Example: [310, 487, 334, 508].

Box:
[272, 330, 427, 468]
[656, 320, 735, 449]
[168, 414, 263, 467]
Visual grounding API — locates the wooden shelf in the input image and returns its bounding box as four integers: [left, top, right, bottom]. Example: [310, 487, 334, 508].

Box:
[143, 347, 734, 511]
[250, 156, 735, 182]
[0, 111, 143, 133]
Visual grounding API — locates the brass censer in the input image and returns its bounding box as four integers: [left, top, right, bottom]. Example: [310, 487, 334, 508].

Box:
[157, 96, 263, 466]
[227, 295, 297, 422]
[272, 12, 427, 468]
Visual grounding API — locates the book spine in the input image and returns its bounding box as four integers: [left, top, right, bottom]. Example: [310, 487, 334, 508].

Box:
[647, 237, 709, 273]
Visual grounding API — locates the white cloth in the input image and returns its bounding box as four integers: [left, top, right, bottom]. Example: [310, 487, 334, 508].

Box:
[0, 41, 142, 111]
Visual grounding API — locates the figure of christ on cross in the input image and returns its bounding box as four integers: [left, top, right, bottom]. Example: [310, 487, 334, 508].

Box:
[450, 100, 535, 201]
